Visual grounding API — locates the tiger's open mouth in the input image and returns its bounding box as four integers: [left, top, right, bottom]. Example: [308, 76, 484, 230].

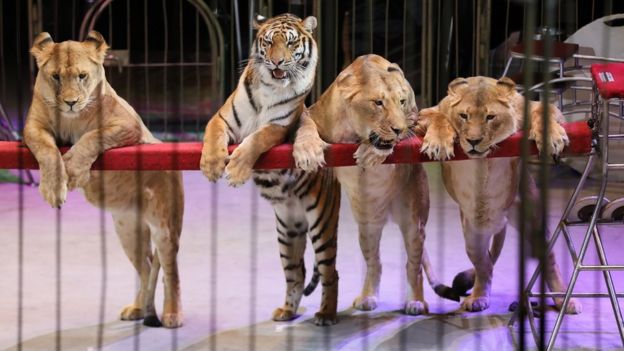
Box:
[369, 132, 395, 150]
[272, 69, 288, 80]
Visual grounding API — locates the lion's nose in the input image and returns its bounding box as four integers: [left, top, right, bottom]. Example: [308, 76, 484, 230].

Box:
[466, 138, 483, 147]
[64, 99, 78, 107]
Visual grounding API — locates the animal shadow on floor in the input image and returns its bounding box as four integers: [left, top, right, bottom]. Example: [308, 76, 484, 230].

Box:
[6, 320, 151, 351]
[182, 307, 515, 351]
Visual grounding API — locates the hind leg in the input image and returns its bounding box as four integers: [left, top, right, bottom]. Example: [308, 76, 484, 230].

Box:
[544, 251, 582, 314]
[271, 202, 309, 322]
[527, 175, 582, 314]
[303, 186, 340, 325]
[111, 213, 154, 321]
[149, 224, 183, 328]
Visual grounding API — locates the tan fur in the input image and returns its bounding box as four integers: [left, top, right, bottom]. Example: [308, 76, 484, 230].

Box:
[24, 31, 185, 327]
[418, 76, 581, 314]
[294, 55, 431, 315]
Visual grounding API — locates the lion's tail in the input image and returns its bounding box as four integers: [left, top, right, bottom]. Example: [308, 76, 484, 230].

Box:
[422, 248, 461, 302]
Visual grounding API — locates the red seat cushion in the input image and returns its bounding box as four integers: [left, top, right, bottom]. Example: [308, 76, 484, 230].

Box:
[591, 63, 624, 99]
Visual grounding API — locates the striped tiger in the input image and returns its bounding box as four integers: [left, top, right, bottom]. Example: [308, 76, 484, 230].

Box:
[200, 14, 341, 326]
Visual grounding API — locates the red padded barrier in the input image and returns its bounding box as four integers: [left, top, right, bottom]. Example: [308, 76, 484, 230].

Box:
[0, 121, 592, 170]
[591, 63, 624, 99]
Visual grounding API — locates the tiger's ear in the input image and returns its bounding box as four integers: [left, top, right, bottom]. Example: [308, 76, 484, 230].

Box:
[496, 77, 516, 105]
[447, 77, 468, 106]
[253, 14, 267, 30]
[83, 30, 109, 64]
[302, 16, 317, 33]
[30, 32, 55, 68]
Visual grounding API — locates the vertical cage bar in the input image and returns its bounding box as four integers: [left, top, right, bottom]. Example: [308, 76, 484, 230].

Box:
[384, 0, 389, 58]
[194, 10, 200, 133]
[209, 182, 219, 351]
[402, 0, 406, 69]
[455, 0, 459, 77]
[108, 3, 113, 48]
[517, 1, 537, 349]
[144, 0, 151, 128]
[334, 0, 338, 80]
[248, 190, 258, 350]
[71, 0, 76, 39]
[0, 0, 5, 108]
[476, 0, 490, 76]
[15, 8, 25, 350]
[538, 0, 555, 347]
[162, 0, 169, 135]
[55, 208, 62, 351]
[179, 0, 186, 135]
[27, 0, 34, 89]
[367, 0, 373, 53]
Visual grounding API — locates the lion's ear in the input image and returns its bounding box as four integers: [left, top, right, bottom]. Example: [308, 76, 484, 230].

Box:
[302, 16, 317, 33]
[336, 71, 358, 101]
[447, 77, 468, 106]
[387, 63, 404, 75]
[496, 77, 516, 104]
[30, 32, 55, 68]
[83, 30, 109, 64]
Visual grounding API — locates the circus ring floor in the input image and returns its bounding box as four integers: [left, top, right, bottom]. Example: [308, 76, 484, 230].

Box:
[1, 164, 623, 351]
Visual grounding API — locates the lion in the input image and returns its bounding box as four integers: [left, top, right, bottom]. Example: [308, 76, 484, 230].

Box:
[294, 54, 457, 315]
[23, 31, 185, 327]
[417, 76, 582, 313]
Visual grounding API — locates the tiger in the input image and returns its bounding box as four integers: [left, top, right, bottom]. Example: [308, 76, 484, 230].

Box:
[199, 14, 341, 326]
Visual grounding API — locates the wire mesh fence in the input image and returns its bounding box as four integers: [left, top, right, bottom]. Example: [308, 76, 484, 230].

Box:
[1, 0, 624, 350]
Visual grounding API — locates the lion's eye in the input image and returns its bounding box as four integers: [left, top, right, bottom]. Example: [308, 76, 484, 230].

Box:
[459, 113, 468, 120]
[79, 73, 87, 80]
[52, 73, 60, 81]
[486, 114, 496, 121]
[400, 99, 406, 105]
[374, 100, 384, 106]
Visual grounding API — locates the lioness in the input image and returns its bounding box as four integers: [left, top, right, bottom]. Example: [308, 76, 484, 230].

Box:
[24, 31, 184, 327]
[419, 76, 581, 313]
[294, 55, 456, 315]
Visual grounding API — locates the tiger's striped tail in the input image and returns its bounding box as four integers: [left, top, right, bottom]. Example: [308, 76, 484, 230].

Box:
[422, 248, 460, 302]
[303, 264, 320, 296]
